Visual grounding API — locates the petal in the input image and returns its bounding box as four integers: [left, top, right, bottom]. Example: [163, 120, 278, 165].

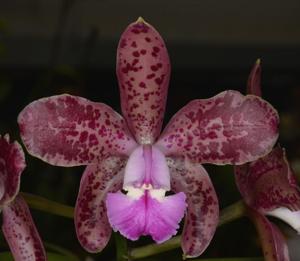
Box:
[247, 59, 262, 97]
[106, 191, 146, 241]
[117, 17, 170, 144]
[156, 90, 279, 165]
[0, 134, 25, 205]
[123, 145, 170, 190]
[168, 157, 219, 258]
[75, 156, 126, 253]
[106, 191, 186, 243]
[235, 146, 300, 213]
[2, 195, 46, 261]
[145, 191, 186, 243]
[18, 94, 137, 167]
[267, 208, 300, 233]
[248, 207, 290, 261]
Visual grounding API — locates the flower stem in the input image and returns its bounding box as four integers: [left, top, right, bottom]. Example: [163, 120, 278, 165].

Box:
[20, 192, 247, 259]
[218, 200, 246, 226]
[44, 242, 80, 261]
[20, 192, 74, 218]
[129, 200, 246, 259]
[192, 257, 264, 261]
[114, 233, 128, 261]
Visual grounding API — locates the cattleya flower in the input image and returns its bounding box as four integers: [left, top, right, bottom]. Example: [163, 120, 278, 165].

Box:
[18, 18, 279, 258]
[0, 134, 46, 261]
[235, 61, 300, 261]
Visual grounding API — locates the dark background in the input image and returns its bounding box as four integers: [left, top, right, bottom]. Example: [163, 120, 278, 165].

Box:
[0, 1, 300, 260]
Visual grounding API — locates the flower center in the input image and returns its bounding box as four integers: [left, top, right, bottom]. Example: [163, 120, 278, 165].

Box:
[105, 144, 187, 243]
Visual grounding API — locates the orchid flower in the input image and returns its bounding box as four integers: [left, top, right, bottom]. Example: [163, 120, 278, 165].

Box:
[0, 134, 46, 260]
[235, 61, 300, 261]
[18, 18, 279, 258]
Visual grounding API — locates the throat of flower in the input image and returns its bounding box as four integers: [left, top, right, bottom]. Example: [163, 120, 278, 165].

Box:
[126, 185, 166, 202]
[125, 145, 167, 201]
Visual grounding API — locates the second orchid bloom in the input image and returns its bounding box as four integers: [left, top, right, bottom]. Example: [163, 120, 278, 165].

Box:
[18, 18, 279, 258]
[235, 61, 300, 261]
[0, 135, 46, 260]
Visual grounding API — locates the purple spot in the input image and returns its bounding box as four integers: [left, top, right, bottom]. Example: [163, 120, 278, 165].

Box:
[139, 82, 146, 88]
[153, 46, 160, 53]
[132, 51, 140, 57]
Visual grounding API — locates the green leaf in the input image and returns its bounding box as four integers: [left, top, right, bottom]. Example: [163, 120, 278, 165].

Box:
[21, 192, 74, 218]
[114, 233, 128, 261]
[0, 251, 73, 261]
[191, 257, 264, 261]
[0, 252, 14, 261]
[45, 242, 80, 261]
[47, 253, 71, 261]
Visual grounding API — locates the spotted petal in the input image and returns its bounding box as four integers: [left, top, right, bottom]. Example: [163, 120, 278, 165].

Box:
[168, 157, 219, 258]
[117, 18, 170, 144]
[235, 146, 300, 213]
[2, 195, 46, 261]
[0, 134, 25, 206]
[18, 94, 137, 167]
[247, 59, 262, 97]
[156, 90, 279, 165]
[75, 156, 126, 253]
[248, 207, 290, 261]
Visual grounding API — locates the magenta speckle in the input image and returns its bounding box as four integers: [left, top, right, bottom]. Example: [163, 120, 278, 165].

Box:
[151, 65, 158, 72]
[147, 73, 155, 79]
[153, 46, 160, 53]
[120, 39, 127, 48]
[139, 82, 146, 88]
[131, 29, 140, 34]
[80, 131, 88, 143]
[132, 51, 140, 57]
